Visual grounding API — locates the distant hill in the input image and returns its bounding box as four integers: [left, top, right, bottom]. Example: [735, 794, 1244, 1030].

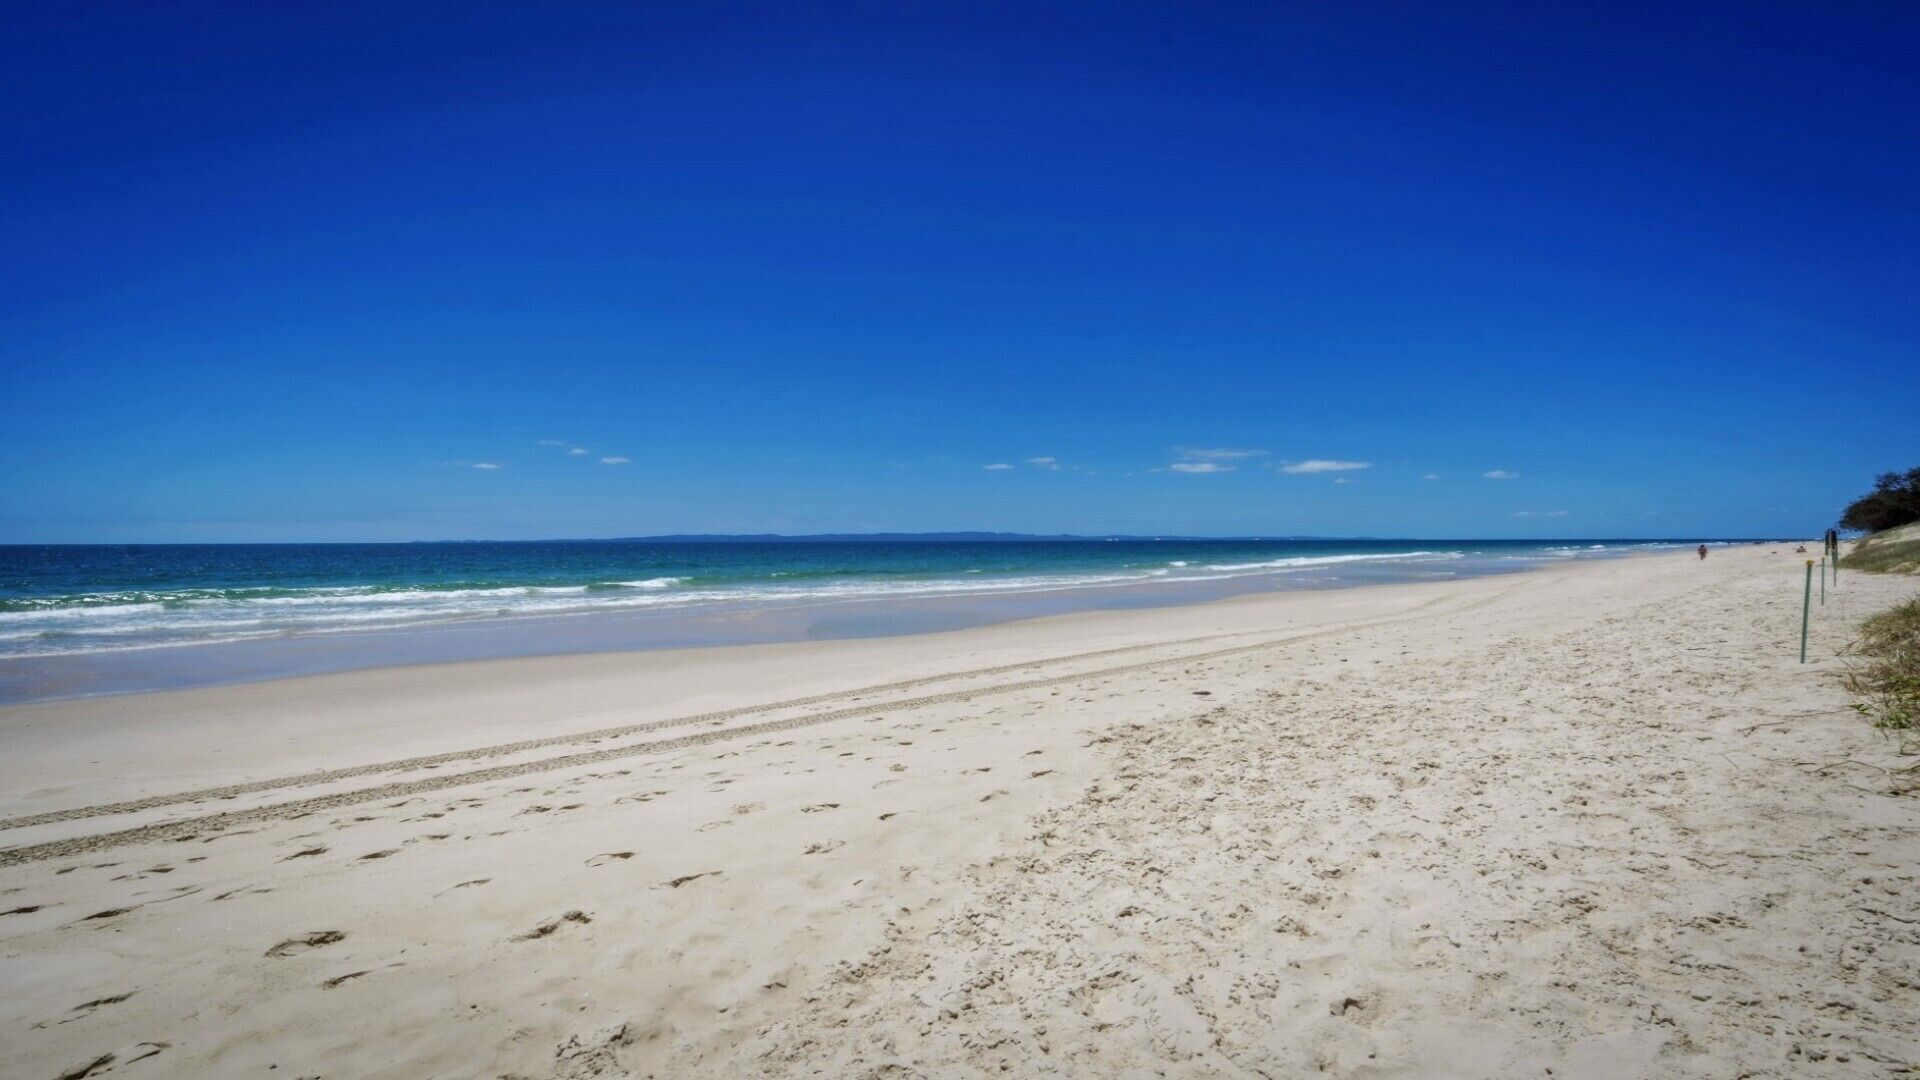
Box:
[597, 532, 1376, 543]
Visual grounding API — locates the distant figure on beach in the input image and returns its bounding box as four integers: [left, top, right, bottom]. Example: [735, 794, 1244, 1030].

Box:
[1795, 544, 1808, 554]
[1697, 544, 1709, 560]
[1825, 528, 1839, 558]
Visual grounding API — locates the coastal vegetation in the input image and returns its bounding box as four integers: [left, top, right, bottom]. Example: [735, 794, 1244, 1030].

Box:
[1845, 597, 1920, 768]
[1838, 468, 1920, 574]
[1839, 466, 1920, 535]
[1840, 520, 1920, 574]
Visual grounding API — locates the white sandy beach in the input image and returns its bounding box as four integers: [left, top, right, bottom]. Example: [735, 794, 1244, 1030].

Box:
[2, 546, 1916, 1078]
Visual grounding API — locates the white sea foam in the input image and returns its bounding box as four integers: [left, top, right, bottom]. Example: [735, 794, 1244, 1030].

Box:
[2, 545, 1670, 662]
[1201, 551, 1456, 571]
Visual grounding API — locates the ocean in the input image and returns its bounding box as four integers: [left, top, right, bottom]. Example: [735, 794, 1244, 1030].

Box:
[0, 538, 1704, 702]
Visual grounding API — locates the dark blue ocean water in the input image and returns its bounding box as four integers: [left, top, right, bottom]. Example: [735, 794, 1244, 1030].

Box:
[0, 538, 1698, 662]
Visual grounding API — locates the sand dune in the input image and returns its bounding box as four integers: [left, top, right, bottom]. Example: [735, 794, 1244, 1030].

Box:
[1, 547, 1915, 1078]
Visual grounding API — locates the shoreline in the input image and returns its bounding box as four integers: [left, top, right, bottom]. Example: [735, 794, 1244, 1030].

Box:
[0, 559, 1532, 824]
[0, 541, 1690, 706]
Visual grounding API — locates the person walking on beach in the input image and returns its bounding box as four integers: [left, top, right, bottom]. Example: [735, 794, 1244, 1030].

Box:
[1697, 544, 1709, 561]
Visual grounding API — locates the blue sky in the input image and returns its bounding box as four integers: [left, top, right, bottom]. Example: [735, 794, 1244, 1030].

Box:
[3, 2, 1915, 542]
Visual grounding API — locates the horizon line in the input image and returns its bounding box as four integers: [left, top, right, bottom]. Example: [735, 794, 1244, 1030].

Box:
[0, 532, 1795, 547]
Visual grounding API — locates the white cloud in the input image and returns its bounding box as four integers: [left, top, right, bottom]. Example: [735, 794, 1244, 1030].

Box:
[537, 439, 567, 447]
[472, 462, 503, 471]
[568, 447, 588, 456]
[1280, 459, 1371, 474]
[1512, 509, 1569, 518]
[982, 463, 1014, 470]
[600, 456, 631, 465]
[1332, 476, 1355, 485]
[1175, 447, 1267, 462]
[1483, 469, 1520, 480]
[1167, 446, 1268, 472]
[1422, 473, 1441, 481]
[1026, 456, 1062, 470]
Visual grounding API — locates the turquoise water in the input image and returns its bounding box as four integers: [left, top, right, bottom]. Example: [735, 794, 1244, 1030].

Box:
[0, 538, 1702, 665]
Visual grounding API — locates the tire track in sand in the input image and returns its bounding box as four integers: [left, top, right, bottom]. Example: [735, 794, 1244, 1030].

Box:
[0, 588, 1509, 867]
[1, 631, 1280, 834]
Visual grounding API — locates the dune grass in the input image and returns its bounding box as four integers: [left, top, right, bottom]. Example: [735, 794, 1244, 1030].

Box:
[1846, 598, 1920, 763]
[1840, 520, 1920, 575]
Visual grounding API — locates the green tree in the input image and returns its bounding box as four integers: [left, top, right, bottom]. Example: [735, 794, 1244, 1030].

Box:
[1841, 467, 1920, 533]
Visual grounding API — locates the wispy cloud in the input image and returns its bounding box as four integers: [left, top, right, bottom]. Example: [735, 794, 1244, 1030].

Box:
[1026, 456, 1062, 470]
[982, 463, 1014, 471]
[568, 447, 588, 456]
[1512, 509, 1569, 518]
[1332, 476, 1356, 485]
[1422, 473, 1441, 481]
[1175, 447, 1267, 462]
[1483, 469, 1520, 480]
[1280, 459, 1371, 474]
[537, 440, 567, 447]
[1165, 446, 1267, 474]
[600, 456, 630, 465]
[471, 462, 503, 471]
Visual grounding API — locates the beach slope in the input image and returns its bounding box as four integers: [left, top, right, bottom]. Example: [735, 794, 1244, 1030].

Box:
[1, 547, 1916, 1078]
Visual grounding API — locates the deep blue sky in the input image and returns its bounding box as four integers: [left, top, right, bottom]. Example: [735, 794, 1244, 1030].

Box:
[3, 2, 1914, 542]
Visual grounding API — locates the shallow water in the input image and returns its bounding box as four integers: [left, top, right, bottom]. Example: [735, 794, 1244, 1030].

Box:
[0, 538, 1709, 702]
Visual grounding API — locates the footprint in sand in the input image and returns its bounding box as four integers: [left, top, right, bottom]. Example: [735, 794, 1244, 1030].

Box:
[655, 871, 722, 889]
[280, 846, 327, 861]
[800, 803, 841, 813]
[54, 1042, 167, 1080]
[803, 840, 845, 855]
[434, 879, 491, 898]
[109, 866, 174, 882]
[519, 911, 591, 940]
[37, 992, 134, 1030]
[731, 802, 765, 816]
[266, 930, 346, 958]
[585, 852, 635, 867]
[358, 849, 399, 860]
